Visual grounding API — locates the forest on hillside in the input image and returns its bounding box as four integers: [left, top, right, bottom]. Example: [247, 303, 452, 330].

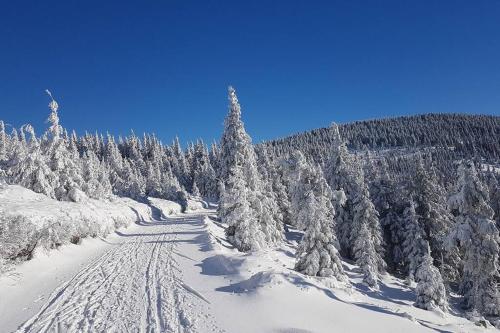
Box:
[1, 89, 500, 326]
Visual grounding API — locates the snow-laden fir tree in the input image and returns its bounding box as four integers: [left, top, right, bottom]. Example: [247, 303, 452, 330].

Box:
[324, 123, 358, 255]
[447, 161, 500, 317]
[410, 156, 457, 278]
[45, 90, 62, 141]
[401, 200, 429, 284]
[219, 87, 282, 250]
[287, 151, 346, 280]
[40, 91, 85, 201]
[255, 146, 286, 235]
[224, 161, 266, 251]
[485, 172, 500, 227]
[81, 151, 112, 199]
[368, 157, 408, 272]
[324, 123, 385, 287]
[351, 182, 386, 288]
[171, 136, 191, 190]
[0, 120, 6, 164]
[414, 244, 448, 312]
[11, 125, 57, 198]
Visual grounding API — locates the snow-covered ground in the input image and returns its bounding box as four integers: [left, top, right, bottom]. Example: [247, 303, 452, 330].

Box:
[0, 193, 496, 332]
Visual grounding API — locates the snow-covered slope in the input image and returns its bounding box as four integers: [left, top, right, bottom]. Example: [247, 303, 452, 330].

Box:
[0, 192, 496, 332]
[196, 213, 494, 333]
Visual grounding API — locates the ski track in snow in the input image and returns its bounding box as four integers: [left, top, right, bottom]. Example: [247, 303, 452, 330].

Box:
[15, 213, 221, 333]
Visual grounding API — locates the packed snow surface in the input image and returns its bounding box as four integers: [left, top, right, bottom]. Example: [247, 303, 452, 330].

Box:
[0, 189, 496, 332]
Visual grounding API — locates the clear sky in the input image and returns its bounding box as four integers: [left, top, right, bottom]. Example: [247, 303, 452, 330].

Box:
[0, 1, 499, 145]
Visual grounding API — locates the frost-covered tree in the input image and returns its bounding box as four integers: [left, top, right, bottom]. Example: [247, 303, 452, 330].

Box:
[410, 157, 456, 276]
[415, 245, 448, 312]
[171, 136, 191, 190]
[447, 161, 500, 316]
[219, 87, 282, 249]
[324, 124, 385, 287]
[257, 147, 291, 224]
[485, 172, 500, 227]
[45, 90, 62, 141]
[287, 151, 345, 280]
[223, 162, 265, 251]
[0, 120, 6, 164]
[401, 200, 428, 283]
[11, 126, 57, 198]
[324, 123, 359, 255]
[81, 151, 111, 199]
[351, 183, 386, 288]
[41, 91, 85, 201]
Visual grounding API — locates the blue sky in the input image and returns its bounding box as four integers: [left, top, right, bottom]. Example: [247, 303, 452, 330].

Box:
[0, 1, 499, 145]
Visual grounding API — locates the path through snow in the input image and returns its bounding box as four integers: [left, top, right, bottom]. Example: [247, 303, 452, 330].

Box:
[15, 212, 221, 333]
[3, 206, 492, 333]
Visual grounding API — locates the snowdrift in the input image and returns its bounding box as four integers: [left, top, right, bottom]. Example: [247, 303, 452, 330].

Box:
[198, 214, 495, 332]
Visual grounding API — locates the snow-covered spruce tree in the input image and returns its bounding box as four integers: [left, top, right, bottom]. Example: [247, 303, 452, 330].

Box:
[401, 200, 429, 283]
[415, 244, 448, 312]
[219, 87, 282, 250]
[286, 151, 345, 280]
[351, 182, 386, 288]
[324, 124, 385, 287]
[255, 146, 285, 235]
[485, 172, 500, 227]
[81, 151, 112, 199]
[324, 122, 359, 256]
[0, 120, 7, 165]
[368, 157, 408, 273]
[410, 157, 457, 278]
[223, 161, 266, 251]
[447, 161, 500, 317]
[171, 136, 191, 190]
[191, 140, 218, 200]
[43, 91, 85, 201]
[11, 125, 58, 198]
[104, 133, 125, 194]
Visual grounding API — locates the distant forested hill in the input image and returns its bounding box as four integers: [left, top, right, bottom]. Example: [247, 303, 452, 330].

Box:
[263, 113, 500, 164]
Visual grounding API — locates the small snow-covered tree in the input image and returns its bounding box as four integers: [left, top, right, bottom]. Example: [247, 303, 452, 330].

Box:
[447, 161, 500, 316]
[414, 245, 448, 312]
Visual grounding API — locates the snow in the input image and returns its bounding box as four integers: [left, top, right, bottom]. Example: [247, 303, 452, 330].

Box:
[0, 191, 497, 332]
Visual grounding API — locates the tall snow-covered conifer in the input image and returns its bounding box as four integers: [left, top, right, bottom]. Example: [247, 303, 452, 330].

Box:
[219, 87, 282, 251]
[325, 123, 385, 287]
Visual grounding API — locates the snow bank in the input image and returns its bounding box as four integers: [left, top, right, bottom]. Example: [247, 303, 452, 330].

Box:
[148, 197, 182, 217]
[186, 197, 206, 212]
[0, 185, 152, 273]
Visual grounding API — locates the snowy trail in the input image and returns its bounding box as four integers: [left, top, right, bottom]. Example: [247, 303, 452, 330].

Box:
[15, 212, 221, 333]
